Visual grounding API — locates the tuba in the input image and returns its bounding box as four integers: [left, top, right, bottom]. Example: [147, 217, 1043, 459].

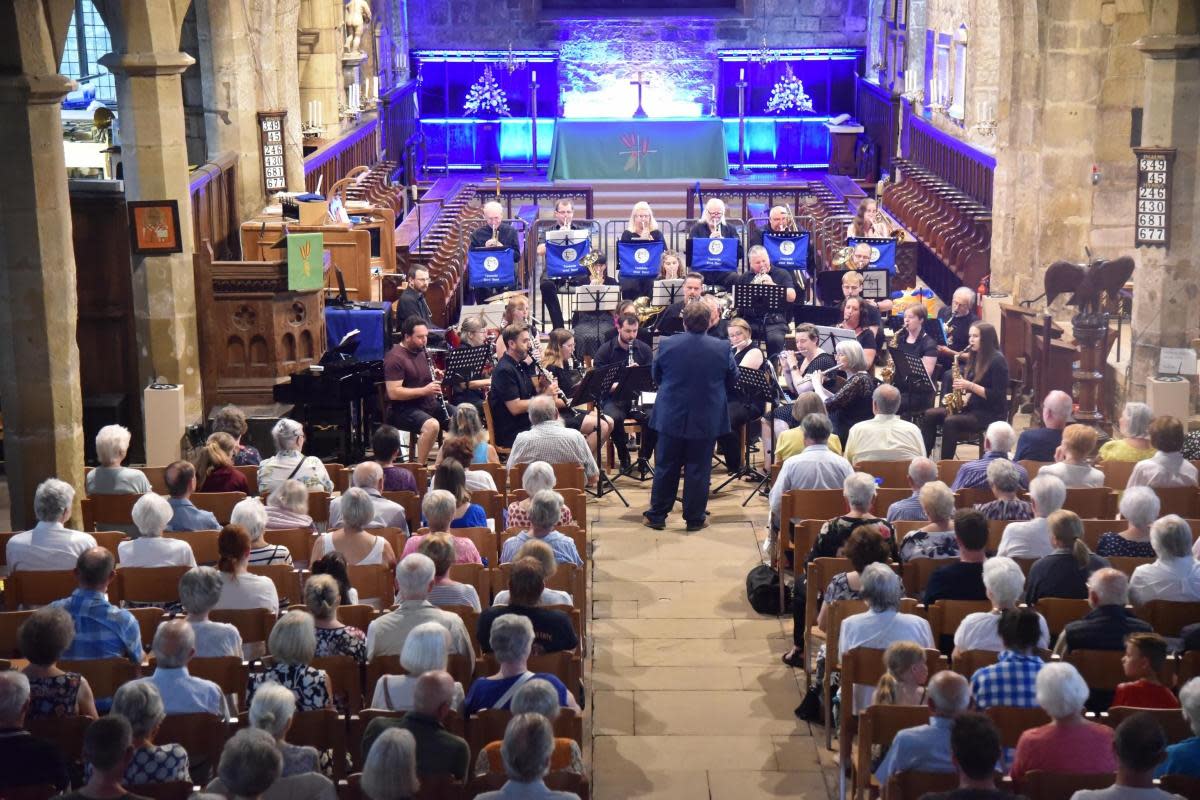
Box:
[831, 246, 855, 270]
[942, 352, 968, 414]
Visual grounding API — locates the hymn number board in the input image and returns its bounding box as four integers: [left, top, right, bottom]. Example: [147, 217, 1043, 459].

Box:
[257, 111, 288, 197]
[1134, 147, 1174, 248]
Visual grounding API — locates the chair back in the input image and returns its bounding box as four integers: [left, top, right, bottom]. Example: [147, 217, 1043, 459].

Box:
[448, 526, 498, 563]
[59, 657, 140, 698]
[413, 773, 465, 800]
[371, 527, 407, 558]
[446, 562, 491, 604]
[306, 491, 332, 524]
[854, 460, 913, 488]
[4, 570, 78, 610]
[482, 402, 511, 457]
[25, 715, 92, 765]
[473, 462, 507, 497]
[0, 531, 13, 571]
[987, 519, 1009, 551]
[493, 561, 582, 600]
[902, 556, 954, 597]
[951, 648, 999, 680]
[128, 606, 166, 649]
[162, 530, 220, 564]
[1018, 460, 1051, 479]
[3, 785, 63, 800]
[1137, 600, 1200, 637]
[1099, 460, 1136, 490]
[1154, 487, 1200, 518]
[789, 489, 849, 523]
[288, 708, 348, 777]
[313, 653, 364, 713]
[937, 460, 970, 485]
[263, 527, 318, 566]
[334, 604, 376, 631]
[91, 530, 125, 559]
[0, 609, 34, 657]
[1080, 519, 1121, 551]
[508, 461, 586, 493]
[470, 490, 505, 525]
[392, 463, 429, 495]
[81, 493, 142, 531]
[884, 770, 957, 800]
[855, 704, 932, 798]
[875, 488, 913, 511]
[156, 712, 233, 768]
[235, 465, 259, 495]
[984, 705, 1051, 748]
[1107, 555, 1154, 577]
[1018, 770, 1114, 800]
[955, 487, 995, 509]
[210, 607, 276, 644]
[1182, 650, 1200, 684]
[189, 492, 248, 525]
[498, 528, 586, 565]
[248, 563, 302, 603]
[365, 654, 474, 700]
[1161, 775, 1200, 799]
[380, 491, 421, 532]
[1065, 649, 1134, 691]
[927, 599, 992, 644]
[467, 707, 583, 756]
[113, 565, 191, 606]
[347, 563, 396, 606]
[1061, 487, 1118, 520]
[1103, 706, 1193, 744]
[1033, 597, 1092, 638]
[187, 656, 250, 701]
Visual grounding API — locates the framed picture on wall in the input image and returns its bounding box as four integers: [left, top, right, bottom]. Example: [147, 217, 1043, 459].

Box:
[127, 200, 183, 255]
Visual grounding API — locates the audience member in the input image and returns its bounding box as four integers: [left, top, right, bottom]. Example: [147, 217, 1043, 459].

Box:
[766, 413, 855, 554]
[420, 533, 482, 611]
[212, 404, 262, 466]
[402, 490, 484, 564]
[372, 425, 418, 493]
[195, 432, 251, 493]
[920, 712, 1008, 800]
[805, 472, 896, 566]
[431, 458, 489, 529]
[1099, 402, 1156, 463]
[360, 729, 419, 800]
[1112, 632, 1180, 710]
[505, 396, 599, 487]
[362, 671, 470, 780]
[214, 525, 280, 616]
[464, 615, 580, 716]
[974, 458, 1034, 521]
[164, 460, 220, 532]
[478, 559, 579, 655]
[1009, 662, 1117, 782]
[6, 478, 95, 571]
[500, 491, 583, 566]
[923, 509, 990, 605]
[997, 474, 1067, 558]
[1039, 424, 1104, 488]
[874, 671, 971, 785]
[872, 641, 929, 706]
[328, 462, 408, 531]
[85, 424, 152, 495]
[60, 715, 143, 800]
[505, 462, 575, 530]
[233, 497, 293, 567]
[494, 540, 574, 608]
[365, 554, 474, 669]
[133, 619, 227, 717]
[438, 435, 500, 492]
[1130, 515, 1200, 603]
[898, 480, 959, 562]
[1127, 416, 1199, 489]
[953, 558, 1050, 657]
[1098, 486, 1159, 558]
[1074, 713, 1184, 800]
[969, 608, 1045, 710]
[51, 547, 143, 663]
[264, 479, 318, 532]
[1025, 510, 1109, 604]
[475, 678, 585, 776]
[0, 671, 69, 791]
[249, 682, 319, 777]
[311, 552, 358, 605]
[18, 605, 99, 718]
[1157, 678, 1200, 778]
[950, 422, 1029, 491]
[207, 727, 335, 800]
[842, 385, 926, 464]
[773, 394, 844, 463]
[1014, 390, 1073, 462]
[121, 493, 196, 567]
[474, 713, 582, 800]
[108, 681, 190, 784]
[180, 566, 243, 658]
[1056, 568, 1153, 655]
[305, 574, 366, 663]
[257, 419, 334, 494]
[839, 563, 934, 713]
[370, 622, 465, 712]
[247, 611, 334, 712]
[310, 489, 397, 598]
[447, 404, 500, 465]
[885, 457, 938, 523]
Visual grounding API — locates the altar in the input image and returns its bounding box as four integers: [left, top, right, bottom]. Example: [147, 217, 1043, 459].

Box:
[548, 119, 728, 180]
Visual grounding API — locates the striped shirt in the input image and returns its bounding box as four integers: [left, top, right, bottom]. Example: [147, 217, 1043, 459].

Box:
[505, 422, 599, 482]
[974, 498, 1034, 521]
[428, 579, 481, 612]
[950, 453, 1029, 491]
[248, 543, 293, 567]
[885, 493, 927, 523]
[500, 531, 582, 567]
[51, 589, 143, 663]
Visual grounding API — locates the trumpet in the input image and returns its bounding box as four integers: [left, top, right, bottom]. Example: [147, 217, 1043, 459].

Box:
[943, 351, 968, 414]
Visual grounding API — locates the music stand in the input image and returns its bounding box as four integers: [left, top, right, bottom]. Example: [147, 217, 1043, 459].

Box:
[652, 279, 684, 307]
[733, 283, 787, 319]
[812, 324, 857, 355]
[713, 366, 773, 494]
[795, 304, 843, 327]
[892, 349, 935, 394]
[859, 269, 891, 302]
[443, 344, 491, 397]
[571, 367, 628, 506]
[576, 285, 619, 313]
[545, 229, 589, 246]
[744, 357, 790, 505]
[815, 271, 847, 306]
[922, 318, 947, 346]
[608, 363, 656, 482]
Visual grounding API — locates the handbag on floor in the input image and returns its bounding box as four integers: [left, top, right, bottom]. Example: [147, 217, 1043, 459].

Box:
[746, 564, 792, 615]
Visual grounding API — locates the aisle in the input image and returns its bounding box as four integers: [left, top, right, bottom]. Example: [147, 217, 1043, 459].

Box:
[585, 475, 836, 799]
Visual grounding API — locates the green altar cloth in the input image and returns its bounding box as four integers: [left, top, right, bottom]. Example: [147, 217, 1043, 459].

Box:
[548, 118, 728, 180]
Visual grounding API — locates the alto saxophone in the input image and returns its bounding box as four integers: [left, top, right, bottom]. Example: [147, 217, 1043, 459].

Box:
[943, 352, 968, 414]
[880, 328, 901, 384]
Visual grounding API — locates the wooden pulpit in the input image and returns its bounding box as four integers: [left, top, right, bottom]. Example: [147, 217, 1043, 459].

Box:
[193, 240, 326, 410]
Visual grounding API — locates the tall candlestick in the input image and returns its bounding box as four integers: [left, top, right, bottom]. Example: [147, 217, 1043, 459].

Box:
[531, 70, 536, 82]
[739, 68, 745, 81]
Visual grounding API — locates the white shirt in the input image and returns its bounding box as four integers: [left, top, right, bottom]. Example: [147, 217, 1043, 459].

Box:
[492, 587, 573, 607]
[843, 414, 927, 465]
[954, 609, 1051, 653]
[214, 571, 279, 614]
[996, 518, 1054, 559]
[328, 489, 408, 532]
[769, 445, 854, 525]
[369, 674, 464, 712]
[190, 619, 243, 658]
[465, 469, 498, 493]
[1129, 558, 1200, 604]
[117, 536, 197, 568]
[506, 421, 600, 482]
[839, 608, 934, 712]
[6, 522, 97, 572]
[1127, 451, 1199, 489]
[1037, 462, 1105, 489]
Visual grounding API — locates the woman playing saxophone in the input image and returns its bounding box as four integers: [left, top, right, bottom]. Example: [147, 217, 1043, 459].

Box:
[919, 321, 1009, 459]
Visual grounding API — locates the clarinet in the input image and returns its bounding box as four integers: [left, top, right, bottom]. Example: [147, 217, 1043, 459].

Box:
[530, 351, 570, 406]
[425, 349, 451, 418]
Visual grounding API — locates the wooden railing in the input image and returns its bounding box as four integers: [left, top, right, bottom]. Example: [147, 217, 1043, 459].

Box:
[475, 186, 595, 220]
[303, 117, 381, 194]
[902, 112, 995, 208]
[189, 150, 240, 260]
[856, 79, 900, 176]
[380, 80, 419, 185]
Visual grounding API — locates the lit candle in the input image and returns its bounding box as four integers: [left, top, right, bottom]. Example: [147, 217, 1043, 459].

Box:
[739, 68, 745, 81]
[532, 70, 537, 83]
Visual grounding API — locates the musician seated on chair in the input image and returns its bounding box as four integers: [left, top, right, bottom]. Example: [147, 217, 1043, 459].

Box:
[893, 305, 939, 415]
[843, 384, 926, 466]
[920, 322, 1011, 461]
[747, 204, 798, 249]
[655, 271, 705, 337]
[618, 201, 665, 300]
[593, 312, 655, 473]
[488, 322, 559, 451]
[685, 197, 742, 288]
[732, 245, 795, 359]
[385, 316, 451, 466]
[396, 266, 434, 329]
[537, 199, 591, 330]
[716, 318, 766, 476]
[843, 246, 892, 317]
[468, 201, 520, 302]
[936, 286, 979, 379]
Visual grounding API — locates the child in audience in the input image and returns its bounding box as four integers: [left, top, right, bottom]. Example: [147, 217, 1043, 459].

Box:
[1113, 632, 1180, 709]
[872, 641, 928, 706]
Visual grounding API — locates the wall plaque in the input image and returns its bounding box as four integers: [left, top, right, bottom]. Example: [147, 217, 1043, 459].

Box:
[1134, 146, 1174, 248]
[258, 111, 288, 197]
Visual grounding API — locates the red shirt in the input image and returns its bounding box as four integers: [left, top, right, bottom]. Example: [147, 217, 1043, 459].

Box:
[200, 465, 249, 494]
[1112, 679, 1180, 709]
[1010, 721, 1116, 782]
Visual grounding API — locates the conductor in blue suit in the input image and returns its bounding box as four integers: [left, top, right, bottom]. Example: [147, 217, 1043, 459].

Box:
[643, 301, 740, 532]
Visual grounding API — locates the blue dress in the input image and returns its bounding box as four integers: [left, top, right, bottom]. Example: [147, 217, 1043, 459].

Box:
[450, 503, 488, 529]
[463, 672, 571, 716]
[472, 440, 490, 464]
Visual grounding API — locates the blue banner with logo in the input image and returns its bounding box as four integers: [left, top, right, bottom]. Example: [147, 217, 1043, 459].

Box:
[847, 237, 897, 273]
[763, 232, 810, 272]
[617, 240, 664, 279]
[467, 248, 516, 288]
[545, 239, 590, 278]
[690, 236, 740, 272]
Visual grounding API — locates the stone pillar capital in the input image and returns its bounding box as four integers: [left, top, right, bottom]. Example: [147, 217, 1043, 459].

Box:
[97, 50, 196, 77]
[1135, 33, 1200, 60]
[0, 72, 76, 106]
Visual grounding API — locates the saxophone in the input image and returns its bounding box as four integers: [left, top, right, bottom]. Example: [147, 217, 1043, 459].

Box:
[880, 328, 901, 384]
[943, 352, 968, 414]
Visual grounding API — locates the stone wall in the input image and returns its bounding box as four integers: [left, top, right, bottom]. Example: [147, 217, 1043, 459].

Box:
[181, 5, 207, 166]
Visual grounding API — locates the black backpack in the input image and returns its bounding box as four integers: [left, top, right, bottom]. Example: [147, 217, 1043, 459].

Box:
[746, 564, 792, 616]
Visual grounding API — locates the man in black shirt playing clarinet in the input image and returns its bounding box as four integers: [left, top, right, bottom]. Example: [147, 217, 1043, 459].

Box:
[488, 322, 560, 449]
[594, 313, 655, 474]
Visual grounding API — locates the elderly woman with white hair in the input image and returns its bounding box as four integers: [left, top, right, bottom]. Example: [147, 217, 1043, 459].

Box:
[499, 491, 582, 566]
[309, 488, 396, 582]
[997, 474, 1067, 559]
[247, 611, 334, 713]
[474, 678, 584, 777]
[180, 566, 243, 658]
[118, 494, 197, 568]
[1157, 677, 1200, 778]
[464, 614, 581, 717]
[106, 681, 190, 784]
[264, 479, 318, 532]
[952, 557, 1050, 657]
[361, 728, 419, 800]
[812, 339, 876, 442]
[5, 478, 96, 572]
[974, 458, 1034, 521]
[206, 727, 338, 800]
[474, 714, 573, 800]
[898, 481, 959, 562]
[1096, 485, 1160, 558]
[807, 471, 896, 563]
[505, 462, 574, 531]
[230, 497, 293, 568]
[400, 490, 483, 564]
[257, 419, 333, 495]
[838, 563, 934, 713]
[1009, 662, 1117, 782]
[85, 424, 152, 495]
[1100, 401, 1156, 462]
[249, 681, 320, 777]
[1130, 515, 1200, 604]
[370, 621, 464, 712]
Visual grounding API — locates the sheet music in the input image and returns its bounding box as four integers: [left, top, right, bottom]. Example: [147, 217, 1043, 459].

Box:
[812, 324, 858, 355]
[545, 229, 590, 245]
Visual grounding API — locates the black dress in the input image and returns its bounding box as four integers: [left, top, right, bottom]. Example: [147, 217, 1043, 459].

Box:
[546, 362, 587, 430]
[894, 331, 939, 415]
[569, 277, 619, 358]
[824, 370, 876, 443]
[772, 352, 837, 425]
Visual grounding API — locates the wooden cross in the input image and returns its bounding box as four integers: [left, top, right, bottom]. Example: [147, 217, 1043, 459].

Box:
[630, 71, 648, 119]
[486, 165, 512, 198]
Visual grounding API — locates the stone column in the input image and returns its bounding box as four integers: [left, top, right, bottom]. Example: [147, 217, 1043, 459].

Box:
[1128, 12, 1200, 401]
[300, 0, 344, 139]
[0, 0, 86, 528]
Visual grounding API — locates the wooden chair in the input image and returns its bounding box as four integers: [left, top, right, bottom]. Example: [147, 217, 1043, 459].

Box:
[306, 491, 332, 526]
[1033, 597, 1092, 637]
[875, 488, 914, 512]
[441, 526, 498, 564]
[235, 465, 260, 495]
[0, 609, 34, 657]
[128, 606, 166, 649]
[363, 654, 474, 706]
[26, 715, 92, 765]
[927, 599, 992, 646]
[189, 492, 247, 525]
[156, 712, 234, 769]
[1066, 649, 1138, 694]
[1018, 461, 1052, 479]
[891, 520, 927, 540]
[1102, 706, 1193, 744]
[854, 460, 913, 488]
[1108, 556, 1154, 577]
[263, 527, 318, 566]
[1013, 557, 1039, 576]
[470, 489, 505, 526]
[507, 461, 586, 494]
[370, 527, 407, 558]
[474, 651, 583, 703]
[162, 530, 220, 564]
[91, 530, 126, 559]
[884, 770, 958, 800]
[314, 653, 364, 714]
[1018, 770, 1114, 800]
[472, 462, 507, 498]
[380, 491, 421, 532]
[492, 562, 584, 608]
[187, 656, 250, 705]
[59, 657, 140, 698]
[901, 556, 955, 597]
[984, 705, 1051, 749]
[802, 557, 852, 684]
[209, 608, 276, 648]
[466, 707, 584, 757]
[955, 487, 996, 509]
[114, 565, 191, 606]
[1154, 487, 1200, 518]
[347, 563, 396, 607]
[392, 463, 429, 496]
[446, 562, 490, 605]
[1098, 460, 1137, 490]
[1081, 519, 1123, 551]
[1061, 488, 1118, 520]
[1136, 600, 1200, 637]
[822, 598, 868, 749]
[138, 467, 169, 494]
[334, 604, 377, 631]
[81, 493, 142, 531]
[853, 705, 932, 800]
[951, 648, 1000, 680]
[0, 530, 14, 574]
[130, 782, 195, 800]
[482, 401, 512, 460]
[334, 467, 353, 495]
[3, 570, 78, 610]
[498, 528, 586, 566]
[986, 519, 1010, 551]
[289, 708, 348, 777]
[937, 460, 970, 486]
[248, 563, 303, 604]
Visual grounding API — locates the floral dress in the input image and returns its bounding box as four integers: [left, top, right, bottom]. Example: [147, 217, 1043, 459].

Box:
[86, 744, 189, 785]
[247, 664, 330, 712]
[27, 673, 81, 718]
[314, 626, 367, 664]
[898, 528, 960, 562]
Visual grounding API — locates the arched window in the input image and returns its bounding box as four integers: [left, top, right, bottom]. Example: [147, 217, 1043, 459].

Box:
[59, 0, 117, 104]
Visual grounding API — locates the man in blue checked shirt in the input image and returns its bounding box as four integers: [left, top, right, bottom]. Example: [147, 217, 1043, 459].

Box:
[968, 607, 1044, 710]
[51, 547, 143, 664]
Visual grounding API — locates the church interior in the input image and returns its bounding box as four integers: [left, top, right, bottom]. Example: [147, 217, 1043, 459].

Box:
[2, 0, 1200, 798]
